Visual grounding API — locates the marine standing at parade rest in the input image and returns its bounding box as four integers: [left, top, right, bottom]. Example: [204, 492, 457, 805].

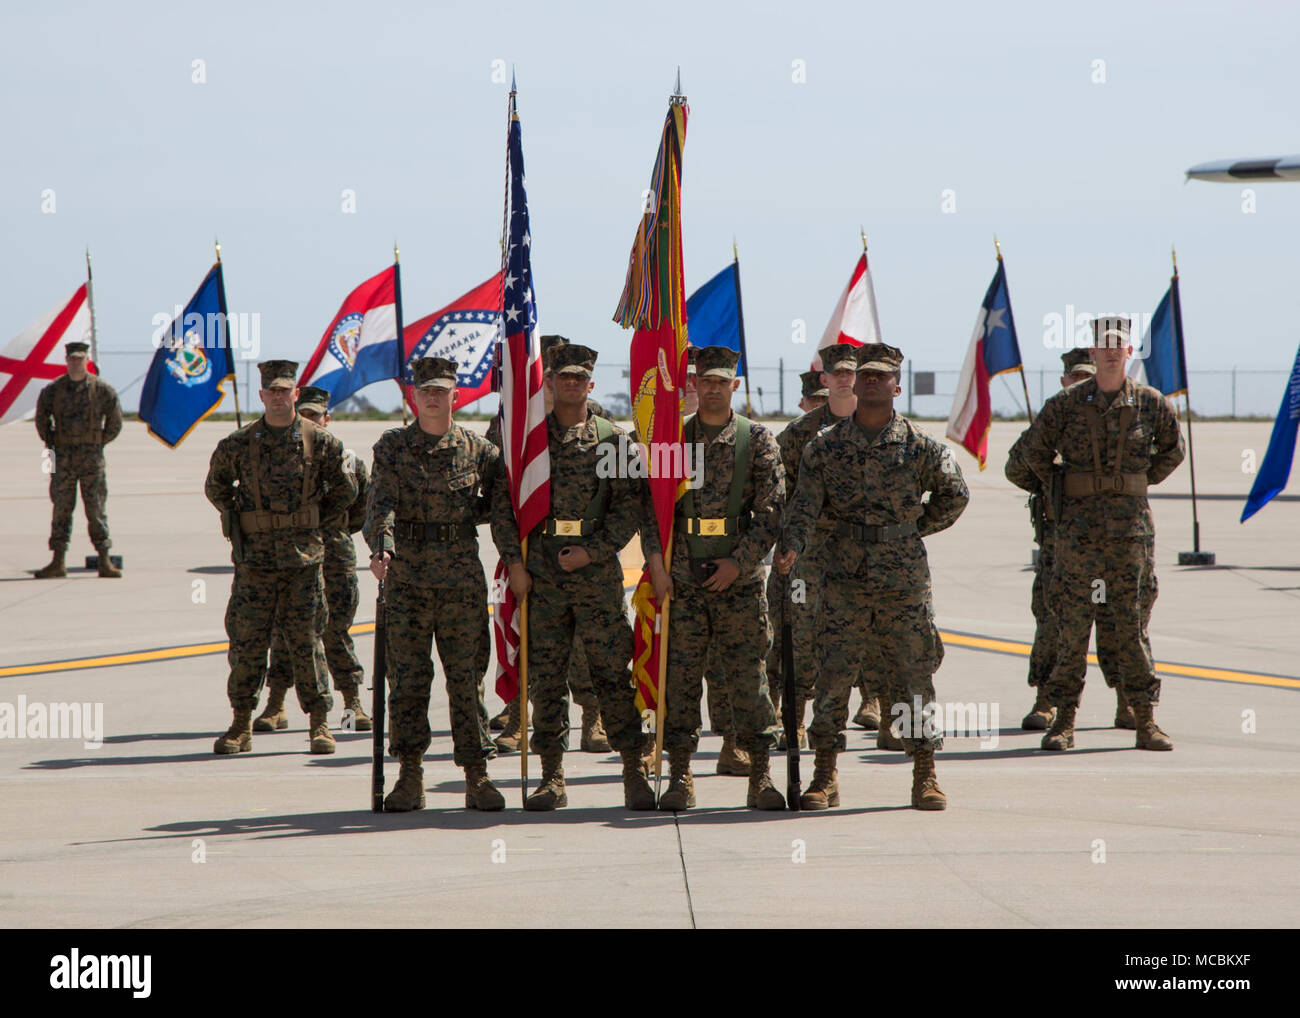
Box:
[493, 343, 656, 812]
[205, 360, 356, 756]
[1006, 349, 1135, 732]
[1011, 317, 1184, 753]
[778, 343, 969, 811]
[365, 357, 506, 811]
[644, 346, 787, 811]
[489, 333, 612, 755]
[257, 385, 372, 733]
[33, 341, 123, 579]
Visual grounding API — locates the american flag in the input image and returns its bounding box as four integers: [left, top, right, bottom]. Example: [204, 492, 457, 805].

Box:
[492, 88, 550, 703]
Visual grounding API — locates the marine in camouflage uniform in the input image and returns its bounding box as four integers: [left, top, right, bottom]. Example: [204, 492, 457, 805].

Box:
[366, 358, 505, 811]
[492, 344, 655, 811]
[258, 386, 372, 734]
[33, 341, 123, 579]
[487, 334, 611, 755]
[644, 346, 786, 811]
[779, 343, 969, 811]
[1012, 317, 1184, 753]
[205, 360, 356, 756]
[1005, 350, 1135, 732]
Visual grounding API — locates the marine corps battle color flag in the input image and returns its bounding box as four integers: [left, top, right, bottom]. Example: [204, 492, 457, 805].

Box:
[614, 94, 690, 717]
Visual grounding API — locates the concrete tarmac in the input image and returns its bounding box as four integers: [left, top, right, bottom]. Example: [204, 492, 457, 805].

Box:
[1, 418, 1296, 928]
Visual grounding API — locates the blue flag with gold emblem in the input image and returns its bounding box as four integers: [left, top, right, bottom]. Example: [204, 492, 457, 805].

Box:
[139, 262, 236, 447]
[1242, 342, 1300, 522]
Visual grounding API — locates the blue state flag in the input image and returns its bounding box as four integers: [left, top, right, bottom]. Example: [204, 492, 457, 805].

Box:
[1241, 342, 1300, 522]
[686, 262, 747, 376]
[1131, 279, 1188, 397]
[139, 263, 235, 448]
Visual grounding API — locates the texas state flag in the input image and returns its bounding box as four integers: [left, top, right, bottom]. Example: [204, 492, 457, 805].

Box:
[947, 259, 1023, 469]
[300, 265, 401, 407]
[401, 271, 503, 412]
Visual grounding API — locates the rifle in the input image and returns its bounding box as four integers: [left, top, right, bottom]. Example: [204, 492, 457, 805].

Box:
[370, 578, 387, 813]
[780, 563, 801, 810]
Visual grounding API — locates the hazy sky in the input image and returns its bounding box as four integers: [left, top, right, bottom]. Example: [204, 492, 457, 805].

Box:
[4, 0, 1299, 417]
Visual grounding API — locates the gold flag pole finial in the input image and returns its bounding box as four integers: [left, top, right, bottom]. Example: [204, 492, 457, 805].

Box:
[732, 236, 738, 261]
[393, 240, 400, 264]
[1171, 244, 1178, 277]
[860, 225, 867, 251]
[215, 236, 222, 263]
[993, 234, 1002, 261]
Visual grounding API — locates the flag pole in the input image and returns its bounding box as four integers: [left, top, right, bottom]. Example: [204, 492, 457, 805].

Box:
[518, 538, 531, 805]
[996, 235, 1034, 423]
[1172, 246, 1214, 565]
[84, 248, 99, 370]
[732, 238, 752, 416]
[215, 238, 242, 428]
[393, 242, 409, 425]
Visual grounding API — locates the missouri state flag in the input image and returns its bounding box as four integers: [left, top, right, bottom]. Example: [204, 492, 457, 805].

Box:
[402, 272, 503, 413]
[947, 258, 1024, 469]
[300, 265, 401, 407]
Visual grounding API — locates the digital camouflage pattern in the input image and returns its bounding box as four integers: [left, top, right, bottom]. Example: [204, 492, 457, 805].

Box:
[204, 416, 355, 712]
[35, 374, 122, 551]
[1013, 377, 1184, 707]
[491, 411, 646, 755]
[652, 412, 784, 753]
[364, 423, 502, 764]
[783, 412, 969, 752]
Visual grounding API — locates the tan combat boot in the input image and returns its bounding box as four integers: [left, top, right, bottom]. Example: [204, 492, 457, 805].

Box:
[910, 745, 947, 810]
[853, 694, 881, 731]
[580, 706, 611, 753]
[1133, 703, 1173, 751]
[715, 734, 752, 776]
[494, 698, 522, 753]
[253, 685, 289, 731]
[384, 753, 426, 811]
[1114, 686, 1136, 730]
[657, 747, 695, 810]
[641, 737, 657, 779]
[213, 708, 253, 754]
[877, 711, 905, 751]
[308, 709, 335, 754]
[34, 550, 67, 579]
[621, 748, 655, 810]
[489, 702, 511, 731]
[524, 750, 567, 811]
[464, 759, 506, 811]
[1040, 704, 1076, 751]
[1021, 686, 1056, 730]
[95, 547, 121, 578]
[340, 684, 373, 732]
[746, 746, 787, 810]
[799, 747, 839, 809]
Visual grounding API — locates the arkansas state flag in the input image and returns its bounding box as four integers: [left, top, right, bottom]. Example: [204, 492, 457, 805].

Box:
[300, 265, 401, 406]
[814, 251, 882, 367]
[947, 259, 1024, 469]
[1, 284, 94, 426]
[402, 272, 503, 413]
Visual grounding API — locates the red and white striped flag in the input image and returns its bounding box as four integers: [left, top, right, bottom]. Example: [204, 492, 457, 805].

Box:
[1, 284, 94, 425]
[491, 90, 550, 703]
[812, 251, 882, 369]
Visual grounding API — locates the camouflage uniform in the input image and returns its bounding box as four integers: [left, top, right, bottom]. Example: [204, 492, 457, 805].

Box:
[34, 368, 122, 555]
[204, 370, 356, 751]
[1013, 375, 1184, 715]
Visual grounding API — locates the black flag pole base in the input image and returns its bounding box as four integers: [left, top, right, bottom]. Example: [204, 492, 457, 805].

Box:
[1178, 550, 1216, 566]
[85, 554, 123, 570]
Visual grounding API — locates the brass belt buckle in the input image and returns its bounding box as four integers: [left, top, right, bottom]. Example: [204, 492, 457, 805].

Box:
[698, 518, 726, 537]
[553, 519, 583, 537]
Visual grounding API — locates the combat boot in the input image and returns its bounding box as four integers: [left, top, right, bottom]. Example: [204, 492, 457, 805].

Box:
[489, 701, 511, 731]
[910, 745, 947, 810]
[1021, 685, 1055, 730]
[1114, 686, 1136, 730]
[340, 684, 373, 732]
[746, 746, 786, 810]
[621, 748, 655, 810]
[464, 758, 506, 811]
[799, 747, 839, 809]
[715, 734, 751, 776]
[213, 708, 252, 754]
[1133, 703, 1173, 751]
[1040, 704, 1076, 751]
[852, 694, 881, 731]
[877, 712, 905, 751]
[641, 737, 657, 779]
[95, 547, 121, 578]
[34, 550, 66, 579]
[253, 685, 289, 732]
[384, 753, 426, 811]
[580, 706, 611, 753]
[308, 709, 336, 754]
[524, 750, 567, 811]
[494, 698, 522, 753]
[657, 748, 695, 810]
